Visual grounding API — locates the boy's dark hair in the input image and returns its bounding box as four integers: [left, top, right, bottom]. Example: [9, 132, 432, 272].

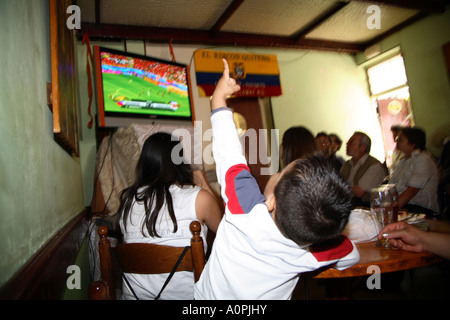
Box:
[401, 127, 426, 150]
[274, 154, 352, 244]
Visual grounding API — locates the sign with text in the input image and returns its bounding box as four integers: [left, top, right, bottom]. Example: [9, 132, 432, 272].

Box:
[194, 50, 282, 97]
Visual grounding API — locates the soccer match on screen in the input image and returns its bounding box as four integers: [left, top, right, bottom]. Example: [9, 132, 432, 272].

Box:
[100, 51, 192, 118]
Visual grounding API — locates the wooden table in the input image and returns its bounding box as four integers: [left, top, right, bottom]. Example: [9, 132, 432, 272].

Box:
[314, 241, 442, 279]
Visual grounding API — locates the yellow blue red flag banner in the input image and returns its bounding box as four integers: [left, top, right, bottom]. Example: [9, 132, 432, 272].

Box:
[194, 50, 282, 97]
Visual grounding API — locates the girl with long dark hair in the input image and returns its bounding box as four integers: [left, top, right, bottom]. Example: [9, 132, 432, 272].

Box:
[118, 132, 222, 299]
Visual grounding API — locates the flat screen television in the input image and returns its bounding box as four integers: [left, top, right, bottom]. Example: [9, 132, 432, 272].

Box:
[94, 46, 195, 127]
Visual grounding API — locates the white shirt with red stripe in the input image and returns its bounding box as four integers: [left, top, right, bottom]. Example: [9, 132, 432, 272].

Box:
[194, 108, 359, 300]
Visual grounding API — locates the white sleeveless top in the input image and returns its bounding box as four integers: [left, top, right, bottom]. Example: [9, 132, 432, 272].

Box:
[119, 184, 207, 300]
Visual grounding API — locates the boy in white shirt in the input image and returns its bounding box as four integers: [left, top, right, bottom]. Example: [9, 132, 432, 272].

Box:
[194, 60, 359, 299]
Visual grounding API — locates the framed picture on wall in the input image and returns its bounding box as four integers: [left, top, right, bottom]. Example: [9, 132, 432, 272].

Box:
[49, 0, 79, 156]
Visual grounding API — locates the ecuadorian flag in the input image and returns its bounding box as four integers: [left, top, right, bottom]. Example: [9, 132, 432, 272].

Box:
[194, 50, 282, 97]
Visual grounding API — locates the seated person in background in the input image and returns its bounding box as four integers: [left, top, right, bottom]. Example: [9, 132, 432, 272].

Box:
[316, 131, 331, 158]
[340, 131, 387, 207]
[194, 59, 360, 300]
[117, 132, 223, 300]
[264, 126, 316, 198]
[388, 125, 405, 175]
[378, 220, 450, 260]
[281, 126, 317, 168]
[329, 133, 345, 170]
[316, 131, 342, 172]
[388, 127, 439, 217]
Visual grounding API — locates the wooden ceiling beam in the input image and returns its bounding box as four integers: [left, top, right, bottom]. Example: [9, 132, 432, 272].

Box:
[76, 23, 364, 53]
[362, 11, 428, 48]
[211, 0, 245, 32]
[351, 0, 448, 12]
[291, 1, 350, 41]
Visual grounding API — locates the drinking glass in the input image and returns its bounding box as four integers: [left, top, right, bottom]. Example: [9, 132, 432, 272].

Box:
[385, 184, 399, 223]
[370, 185, 397, 247]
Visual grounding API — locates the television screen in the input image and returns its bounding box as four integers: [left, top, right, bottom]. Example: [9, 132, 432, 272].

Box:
[94, 46, 194, 127]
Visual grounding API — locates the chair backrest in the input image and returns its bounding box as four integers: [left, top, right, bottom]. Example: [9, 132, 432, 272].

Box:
[89, 220, 205, 300]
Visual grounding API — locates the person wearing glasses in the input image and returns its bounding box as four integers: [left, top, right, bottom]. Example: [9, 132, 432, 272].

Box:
[316, 132, 342, 172]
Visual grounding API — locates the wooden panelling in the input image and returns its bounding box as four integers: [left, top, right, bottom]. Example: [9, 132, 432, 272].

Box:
[0, 209, 90, 300]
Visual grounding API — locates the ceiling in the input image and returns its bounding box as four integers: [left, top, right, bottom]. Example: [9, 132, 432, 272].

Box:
[76, 0, 449, 53]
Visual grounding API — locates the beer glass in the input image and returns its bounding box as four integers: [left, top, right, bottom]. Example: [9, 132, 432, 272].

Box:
[370, 185, 397, 247]
[385, 184, 399, 223]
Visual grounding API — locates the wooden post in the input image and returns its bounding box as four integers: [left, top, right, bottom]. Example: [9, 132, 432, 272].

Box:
[190, 221, 205, 282]
[97, 225, 115, 299]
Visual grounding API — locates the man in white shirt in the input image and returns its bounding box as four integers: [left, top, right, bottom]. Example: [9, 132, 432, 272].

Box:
[340, 132, 387, 207]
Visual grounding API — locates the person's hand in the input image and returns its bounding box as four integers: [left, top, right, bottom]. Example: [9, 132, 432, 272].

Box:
[377, 221, 426, 253]
[211, 59, 241, 110]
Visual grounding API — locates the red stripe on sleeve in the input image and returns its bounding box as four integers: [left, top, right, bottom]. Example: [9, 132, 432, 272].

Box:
[310, 235, 354, 262]
[224, 164, 250, 214]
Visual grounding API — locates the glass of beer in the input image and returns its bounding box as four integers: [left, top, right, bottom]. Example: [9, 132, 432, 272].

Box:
[370, 185, 397, 247]
[385, 184, 399, 223]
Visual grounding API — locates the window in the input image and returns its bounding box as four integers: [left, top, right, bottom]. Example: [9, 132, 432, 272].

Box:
[367, 54, 408, 95]
[366, 53, 415, 169]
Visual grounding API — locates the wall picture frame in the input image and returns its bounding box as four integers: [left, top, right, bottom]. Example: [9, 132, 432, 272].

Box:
[49, 0, 79, 156]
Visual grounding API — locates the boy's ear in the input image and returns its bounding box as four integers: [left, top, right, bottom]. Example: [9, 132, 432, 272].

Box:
[266, 195, 276, 213]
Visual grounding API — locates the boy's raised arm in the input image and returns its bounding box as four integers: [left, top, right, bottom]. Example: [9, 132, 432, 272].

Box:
[209, 58, 244, 187]
[209, 59, 265, 215]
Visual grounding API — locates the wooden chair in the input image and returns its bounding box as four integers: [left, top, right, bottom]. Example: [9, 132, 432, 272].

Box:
[88, 221, 205, 300]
